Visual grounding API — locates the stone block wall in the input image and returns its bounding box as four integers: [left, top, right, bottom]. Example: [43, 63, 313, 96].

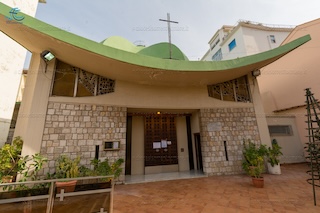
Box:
[199, 107, 261, 175]
[39, 102, 126, 180]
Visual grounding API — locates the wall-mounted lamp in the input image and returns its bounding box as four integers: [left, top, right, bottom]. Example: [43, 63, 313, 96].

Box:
[252, 69, 261, 77]
[40, 50, 55, 62]
[41, 50, 55, 73]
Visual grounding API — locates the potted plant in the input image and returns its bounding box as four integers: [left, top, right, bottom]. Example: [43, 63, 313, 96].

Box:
[0, 140, 47, 205]
[91, 158, 124, 179]
[242, 139, 268, 188]
[91, 158, 124, 187]
[54, 155, 80, 193]
[266, 139, 283, 175]
[77, 158, 124, 189]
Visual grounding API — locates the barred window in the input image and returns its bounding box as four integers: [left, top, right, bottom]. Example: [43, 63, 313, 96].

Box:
[207, 76, 251, 103]
[268, 125, 292, 136]
[52, 60, 115, 97]
[212, 49, 222, 61]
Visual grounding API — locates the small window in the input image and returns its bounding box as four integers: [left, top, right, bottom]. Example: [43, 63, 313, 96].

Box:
[269, 35, 276, 43]
[104, 141, 120, 150]
[228, 39, 236, 51]
[268, 125, 292, 136]
[212, 49, 222, 61]
[210, 39, 220, 50]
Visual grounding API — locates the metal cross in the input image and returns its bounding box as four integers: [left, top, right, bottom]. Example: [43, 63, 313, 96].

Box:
[159, 13, 178, 59]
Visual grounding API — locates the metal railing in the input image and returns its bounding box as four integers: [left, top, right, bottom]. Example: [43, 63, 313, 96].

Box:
[0, 175, 114, 213]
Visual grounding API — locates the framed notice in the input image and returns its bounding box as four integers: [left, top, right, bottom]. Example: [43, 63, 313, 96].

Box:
[153, 142, 161, 149]
[207, 122, 222, 131]
[161, 139, 167, 148]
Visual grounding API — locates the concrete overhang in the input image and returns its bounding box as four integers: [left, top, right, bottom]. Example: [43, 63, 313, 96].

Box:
[0, 3, 311, 86]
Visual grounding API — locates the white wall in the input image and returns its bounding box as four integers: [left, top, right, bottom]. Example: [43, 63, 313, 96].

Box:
[176, 117, 189, 172]
[202, 24, 291, 62]
[0, 0, 39, 146]
[242, 27, 290, 55]
[220, 27, 247, 60]
[14, 56, 55, 157]
[266, 116, 305, 163]
[131, 116, 144, 175]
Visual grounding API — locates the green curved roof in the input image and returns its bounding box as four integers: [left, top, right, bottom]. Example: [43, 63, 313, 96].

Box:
[101, 36, 145, 53]
[0, 3, 311, 86]
[101, 36, 189, 60]
[137, 42, 189, 61]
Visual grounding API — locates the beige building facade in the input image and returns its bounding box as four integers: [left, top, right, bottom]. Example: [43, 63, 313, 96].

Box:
[259, 18, 320, 162]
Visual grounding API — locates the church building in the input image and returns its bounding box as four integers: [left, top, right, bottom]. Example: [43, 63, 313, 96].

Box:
[0, 3, 310, 181]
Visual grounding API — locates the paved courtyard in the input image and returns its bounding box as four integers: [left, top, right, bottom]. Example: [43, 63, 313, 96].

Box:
[113, 163, 320, 212]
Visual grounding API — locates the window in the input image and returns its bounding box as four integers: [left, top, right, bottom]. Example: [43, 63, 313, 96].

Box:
[228, 39, 236, 51]
[269, 35, 276, 43]
[52, 60, 115, 97]
[210, 38, 220, 50]
[268, 125, 292, 136]
[212, 49, 222, 61]
[207, 76, 251, 103]
[104, 141, 120, 150]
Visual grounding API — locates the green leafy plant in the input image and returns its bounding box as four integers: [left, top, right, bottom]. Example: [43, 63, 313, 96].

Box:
[55, 155, 80, 178]
[0, 137, 48, 192]
[19, 153, 48, 182]
[242, 139, 268, 178]
[0, 137, 46, 183]
[0, 136, 24, 181]
[90, 158, 124, 181]
[267, 139, 283, 167]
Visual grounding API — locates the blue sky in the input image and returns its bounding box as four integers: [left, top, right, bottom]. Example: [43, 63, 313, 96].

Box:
[28, 0, 320, 64]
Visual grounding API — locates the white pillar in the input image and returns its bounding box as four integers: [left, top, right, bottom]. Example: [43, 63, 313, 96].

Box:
[249, 73, 272, 147]
[0, 0, 39, 146]
[14, 55, 55, 156]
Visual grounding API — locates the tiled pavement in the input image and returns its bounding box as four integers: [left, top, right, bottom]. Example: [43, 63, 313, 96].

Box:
[113, 163, 320, 212]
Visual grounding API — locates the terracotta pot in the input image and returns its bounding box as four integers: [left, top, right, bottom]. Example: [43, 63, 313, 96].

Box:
[98, 181, 112, 189]
[1, 175, 13, 183]
[56, 180, 77, 193]
[251, 177, 264, 188]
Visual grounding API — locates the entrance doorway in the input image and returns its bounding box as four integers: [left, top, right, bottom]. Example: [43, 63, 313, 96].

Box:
[125, 109, 200, 176]
[144, 115, 178, 166]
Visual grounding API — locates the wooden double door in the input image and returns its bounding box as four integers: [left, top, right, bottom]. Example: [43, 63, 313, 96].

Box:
[144, 115, 178, 166]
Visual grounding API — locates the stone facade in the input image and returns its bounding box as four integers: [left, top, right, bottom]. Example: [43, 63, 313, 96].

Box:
[199, 107, 261, 175]
[40, 102, 126, 179]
